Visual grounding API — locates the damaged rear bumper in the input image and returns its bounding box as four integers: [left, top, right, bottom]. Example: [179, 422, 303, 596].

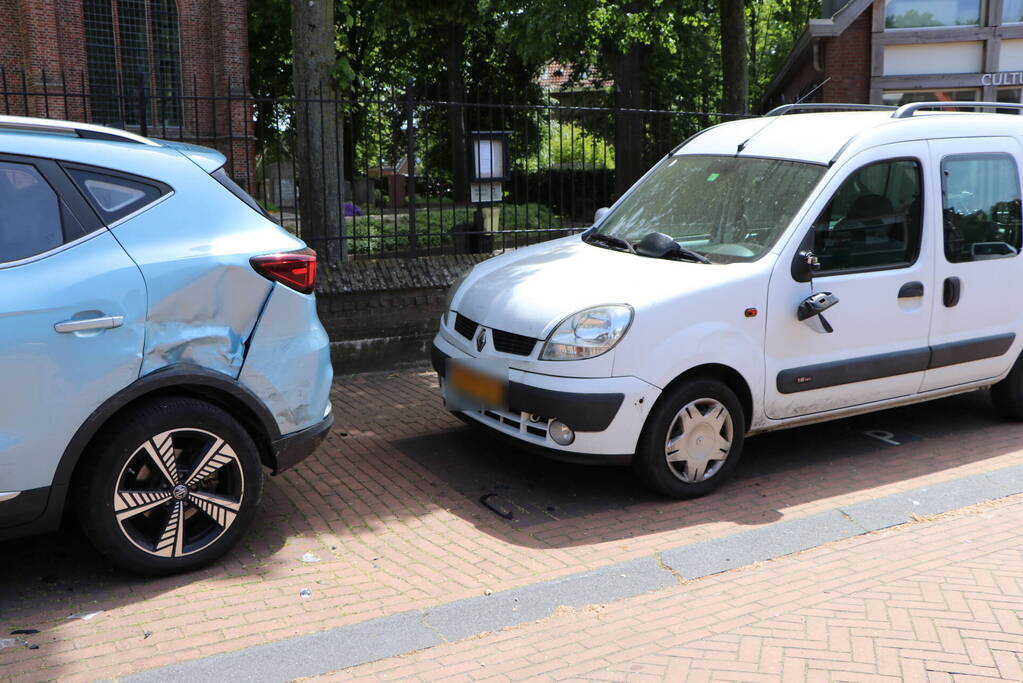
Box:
[270, 410, 334, 474]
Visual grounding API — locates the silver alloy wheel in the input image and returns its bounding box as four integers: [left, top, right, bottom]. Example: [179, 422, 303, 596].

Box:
[664, 398, 733, 483]
[113, 428, 244, 558]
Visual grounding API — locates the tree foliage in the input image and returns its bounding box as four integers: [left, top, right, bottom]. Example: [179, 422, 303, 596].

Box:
[249, 0, 822, 181]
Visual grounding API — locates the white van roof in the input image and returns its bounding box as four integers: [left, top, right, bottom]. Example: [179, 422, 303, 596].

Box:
[677, 108, 1023, 166]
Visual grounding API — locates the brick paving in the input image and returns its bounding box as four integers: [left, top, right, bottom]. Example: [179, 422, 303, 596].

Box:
[327, 496, 1023, 682]
[3, 369, 1023, 681]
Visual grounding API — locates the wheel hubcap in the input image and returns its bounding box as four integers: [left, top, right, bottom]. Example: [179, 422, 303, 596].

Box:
[113, 428, 244, 559]
[664, 398, 733, 483]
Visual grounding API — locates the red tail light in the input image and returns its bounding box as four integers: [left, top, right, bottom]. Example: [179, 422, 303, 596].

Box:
[250, 248, 317, 294]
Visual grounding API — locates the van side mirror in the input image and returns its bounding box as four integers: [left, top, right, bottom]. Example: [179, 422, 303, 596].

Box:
[797, 291, 839, 333]
[791, 249, 821, 283]
[594, 207, 610, 225]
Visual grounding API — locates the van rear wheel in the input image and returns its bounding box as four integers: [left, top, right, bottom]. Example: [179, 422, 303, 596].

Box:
[633, 379, 745, 499]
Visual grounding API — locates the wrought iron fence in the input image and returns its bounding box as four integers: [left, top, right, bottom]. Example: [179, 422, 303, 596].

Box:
[0, 68, 740, 261]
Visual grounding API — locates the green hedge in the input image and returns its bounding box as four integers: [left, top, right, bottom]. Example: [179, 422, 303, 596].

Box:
[505, 168, 617, 221]
[343, 203, 565, 255]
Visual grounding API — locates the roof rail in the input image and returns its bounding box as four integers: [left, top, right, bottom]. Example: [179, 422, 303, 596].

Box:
[892, 101, 1023, 118]
[764, 103, 897, 117]
[0, 115, 158, 146]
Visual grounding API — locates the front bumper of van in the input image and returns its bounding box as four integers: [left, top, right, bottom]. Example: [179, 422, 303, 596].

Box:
[431, 335, 658, 462]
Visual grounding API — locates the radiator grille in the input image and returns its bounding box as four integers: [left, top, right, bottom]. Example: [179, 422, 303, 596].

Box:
[454, 313, 538, 357]
[492, 330, 537, 356]
[453, 313, 478, 340]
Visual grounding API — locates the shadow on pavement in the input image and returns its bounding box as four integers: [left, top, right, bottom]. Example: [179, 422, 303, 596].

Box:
[392, 389, 1011, 543]
[0, 476, 293, 644]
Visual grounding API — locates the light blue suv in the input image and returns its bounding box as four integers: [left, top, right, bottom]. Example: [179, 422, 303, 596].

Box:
[0, 116, 333, 575]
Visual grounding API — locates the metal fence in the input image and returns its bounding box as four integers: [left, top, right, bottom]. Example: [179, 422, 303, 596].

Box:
[0, 68, 739, 261]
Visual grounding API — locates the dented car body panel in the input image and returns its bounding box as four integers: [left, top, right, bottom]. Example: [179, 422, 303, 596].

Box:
[0, 117, 333, 539]
[239, 283, 333, 434]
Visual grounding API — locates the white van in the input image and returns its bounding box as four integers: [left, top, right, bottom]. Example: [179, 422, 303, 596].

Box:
[431, 102, 1023, 498]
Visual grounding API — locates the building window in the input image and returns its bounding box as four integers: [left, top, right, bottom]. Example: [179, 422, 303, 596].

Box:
[83, 0, 182, 128]
[881, 89, 979, 106]
[885, 0, 982, 29]
[997, 87, 1023, 113]
[1005, 0, 1023, 23]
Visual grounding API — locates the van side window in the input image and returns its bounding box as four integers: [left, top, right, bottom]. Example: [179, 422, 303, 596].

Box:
[811, 159, 922, 273]
[941, 154, 1022, 262]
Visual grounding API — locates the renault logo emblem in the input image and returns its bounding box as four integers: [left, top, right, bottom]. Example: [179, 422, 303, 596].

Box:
[476, 329, 487, 352]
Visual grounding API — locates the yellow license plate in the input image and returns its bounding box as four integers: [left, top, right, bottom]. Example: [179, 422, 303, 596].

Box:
[448, 363, 506, 407]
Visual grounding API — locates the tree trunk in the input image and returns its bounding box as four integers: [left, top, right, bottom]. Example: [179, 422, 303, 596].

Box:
[446, 23, 469, 203]
[291, 0, 344, 260]
[612, 44, 649, 198]
[719, 0, 749, 116]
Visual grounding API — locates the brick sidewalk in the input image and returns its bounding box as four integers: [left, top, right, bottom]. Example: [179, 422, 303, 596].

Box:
[4, 369, 1023, 681]
[329, 496, 1023, 682]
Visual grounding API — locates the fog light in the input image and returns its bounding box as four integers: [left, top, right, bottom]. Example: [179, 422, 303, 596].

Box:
[549, 420, 575, 446]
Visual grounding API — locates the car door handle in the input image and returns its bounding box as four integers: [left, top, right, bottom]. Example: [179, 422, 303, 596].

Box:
[54, 315, 124, 333]
[943, 277, 962, 308]
[898, 281, 924, 298]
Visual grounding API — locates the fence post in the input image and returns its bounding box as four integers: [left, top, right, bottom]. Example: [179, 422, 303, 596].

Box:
[405, 78, 418, 255]
[136, 72, 148, 137]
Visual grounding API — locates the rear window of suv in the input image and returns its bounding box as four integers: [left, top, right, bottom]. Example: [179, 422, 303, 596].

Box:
[211, 167, 272, 220]
[64, 165, 171, 224]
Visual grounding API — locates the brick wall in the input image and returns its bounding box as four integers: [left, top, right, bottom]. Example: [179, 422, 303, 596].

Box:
[764, 7, 872, 109]
[1, 0, 255, 191]
[316, 254, 495, 372]
[0, 0, 27, 75]
[821, 10, 872, 103]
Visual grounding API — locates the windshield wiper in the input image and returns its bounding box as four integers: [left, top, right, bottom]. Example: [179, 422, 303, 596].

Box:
[665, 246, 712, 264]
[585, 232, 636, 254]
[633, 231, 713, 264]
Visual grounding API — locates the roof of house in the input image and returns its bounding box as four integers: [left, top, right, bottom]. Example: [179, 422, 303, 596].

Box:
[536, 61, 612, 92]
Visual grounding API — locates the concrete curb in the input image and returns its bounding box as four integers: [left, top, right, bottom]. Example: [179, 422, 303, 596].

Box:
[122, 464, 1023, 682]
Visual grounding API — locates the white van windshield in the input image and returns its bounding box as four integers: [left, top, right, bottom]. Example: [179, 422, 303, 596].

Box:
[593, 154, 826, 264]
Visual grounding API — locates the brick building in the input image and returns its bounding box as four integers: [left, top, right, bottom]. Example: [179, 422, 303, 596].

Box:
[764, 0, 1023, 111]
[1, 0, 254, 188]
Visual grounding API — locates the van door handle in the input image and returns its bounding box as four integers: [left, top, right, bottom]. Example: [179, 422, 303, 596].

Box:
[54, 315, 124, 333]
[943, 277, 962, 307]
[898, 281, 924, 298]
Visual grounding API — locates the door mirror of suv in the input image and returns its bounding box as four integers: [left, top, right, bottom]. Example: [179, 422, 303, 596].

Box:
[797, 291, 839, 333]
[594, 207, 610, 225]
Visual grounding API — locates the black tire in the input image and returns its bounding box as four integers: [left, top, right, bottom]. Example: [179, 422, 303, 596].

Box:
[77, 396, 263, 576]
[991, 353, 1023, 420]
[632, 378, 745, 499]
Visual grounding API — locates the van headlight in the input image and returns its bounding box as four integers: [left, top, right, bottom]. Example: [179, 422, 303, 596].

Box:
[443, 271, 470, 326]
[539, 305, 633, 361]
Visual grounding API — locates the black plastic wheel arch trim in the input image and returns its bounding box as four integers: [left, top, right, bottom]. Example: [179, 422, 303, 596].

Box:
[0, 487, 49, 529]
[778, 333, 1016, 394]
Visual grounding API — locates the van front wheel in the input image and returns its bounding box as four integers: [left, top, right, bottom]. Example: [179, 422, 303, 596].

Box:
[633, 379, 745, 499]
